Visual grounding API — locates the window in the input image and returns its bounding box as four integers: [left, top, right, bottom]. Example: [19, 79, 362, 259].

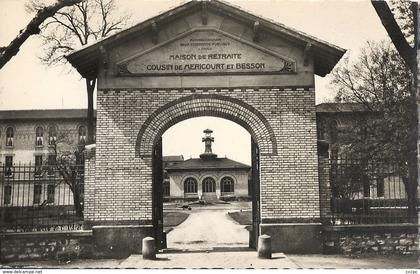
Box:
[184, 177, 198, 193]
[3, 185, 11, 205]
[330, 147, 339, 160]
[202, 177, 216, 193]
[35, 155, 43, 177]
[35, 126, 43, 146]
[6, 127, 13, 147]
[33, 184, 42, 204]
[47, 184, 55, 203]
[163, 181, 170, 197]
[377, 178, 384, 198]
[329, 120, 338, 144]
[78, 126, 87, 145]
[48, 125, 58, 145]
[5, 156, 13, 177]
[317, 119, 325, 140]
[221, 176, 234, 193]
[47, 155, 56, 175]
[363, 180, 370, 198]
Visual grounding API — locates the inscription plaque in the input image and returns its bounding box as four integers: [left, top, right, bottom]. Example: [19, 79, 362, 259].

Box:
[117, 29, 296, 76]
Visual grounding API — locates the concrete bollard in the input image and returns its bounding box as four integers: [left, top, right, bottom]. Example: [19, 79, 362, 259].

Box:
[142, 237, 156, 260]
[257, 234, 272, 259]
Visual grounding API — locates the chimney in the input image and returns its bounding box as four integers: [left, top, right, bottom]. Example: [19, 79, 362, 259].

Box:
[200, 129, 218, 160]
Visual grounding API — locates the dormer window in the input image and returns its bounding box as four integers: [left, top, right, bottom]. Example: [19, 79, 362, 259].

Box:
[6, 127, 13, 147]
[35, 126, 44, 146]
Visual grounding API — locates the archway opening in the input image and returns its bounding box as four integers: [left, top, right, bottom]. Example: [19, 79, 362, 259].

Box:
[153, 116, 260, 251]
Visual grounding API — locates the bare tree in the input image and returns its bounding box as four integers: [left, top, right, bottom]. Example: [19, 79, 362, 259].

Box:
[46, 132, 85, 217]
[0, 0, 82, 69]
[27, 0, 130, 144]
[370, 0, 418, 218]
[332, 41, 417, 217]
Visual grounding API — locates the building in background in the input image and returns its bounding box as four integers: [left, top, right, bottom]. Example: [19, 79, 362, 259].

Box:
[1, 103, 402, 206]
[0, 109, 95, 208]
[164, 129, 251, 201]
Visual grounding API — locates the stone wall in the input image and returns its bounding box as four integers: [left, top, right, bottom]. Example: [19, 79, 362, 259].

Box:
[0, 231, 97, 262]
[323, 225, 419, 255]
[1, 225, 153, 262]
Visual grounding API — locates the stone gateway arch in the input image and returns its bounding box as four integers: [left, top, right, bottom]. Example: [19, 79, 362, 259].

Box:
[67, 0, 345, 255]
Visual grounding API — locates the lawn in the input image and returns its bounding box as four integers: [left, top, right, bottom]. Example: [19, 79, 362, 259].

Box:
[227, 210, 252, 225]
[163, 211, 190, 227]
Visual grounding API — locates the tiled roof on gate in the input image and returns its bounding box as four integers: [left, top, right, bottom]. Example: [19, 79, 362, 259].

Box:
[165, 157, 250, 171]
[0, 109, 97, 120]
[66, 0, 345, 78]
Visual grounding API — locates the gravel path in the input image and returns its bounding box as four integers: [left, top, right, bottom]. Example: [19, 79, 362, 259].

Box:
[167, 209, 249, 250]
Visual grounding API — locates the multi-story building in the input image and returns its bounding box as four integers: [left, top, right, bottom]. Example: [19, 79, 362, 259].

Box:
[0, 109, 94, 208]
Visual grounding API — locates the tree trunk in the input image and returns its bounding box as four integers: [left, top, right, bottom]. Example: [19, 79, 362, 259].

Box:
[72, 183, 84, 218]
[85, 78, 96, 145]
[371, 0, 416, 72]
[0, 0, 82, 69]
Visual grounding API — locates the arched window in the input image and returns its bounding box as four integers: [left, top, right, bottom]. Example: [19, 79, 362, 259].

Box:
[6, 127, 13, 147]
[49, 125, 58, 145]
[221, 176, 234, 193]
[35, 126, 43, 146]
[329, 120, 338, 144]
[202, 177, 216, 193]
[163, 181, 170, 197]
[184, 177, 198, 193]
[78, 126, 87, 145]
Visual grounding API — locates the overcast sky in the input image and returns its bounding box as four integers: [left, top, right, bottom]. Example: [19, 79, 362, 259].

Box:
[0, 0, 390, 164]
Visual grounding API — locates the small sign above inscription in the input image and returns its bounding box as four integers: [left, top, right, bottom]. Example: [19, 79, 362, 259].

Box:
[117, 29, 296, 76]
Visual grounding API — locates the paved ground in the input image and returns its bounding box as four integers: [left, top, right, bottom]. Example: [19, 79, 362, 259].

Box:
[2, 204, 419, 269]
[3, 253, 419, 269]
[167, 208, 249, 250]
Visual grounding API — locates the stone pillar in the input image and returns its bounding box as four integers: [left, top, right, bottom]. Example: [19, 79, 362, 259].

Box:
[318, 153, 332, 221]
[142, 237, 156, 260]
[257, 235, 272, 259]
[83, 144, 96, 225]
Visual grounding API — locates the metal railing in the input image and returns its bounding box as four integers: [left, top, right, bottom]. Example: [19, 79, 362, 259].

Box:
[0, 163, 84, 232]
[326, 158, 418, 225]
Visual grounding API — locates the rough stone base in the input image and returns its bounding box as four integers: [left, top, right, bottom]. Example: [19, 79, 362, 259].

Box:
[92, 225, 154, 258]
[260, 223, 322, 254]
[0, 231, 101, 262]
[323, 224, 419, 255]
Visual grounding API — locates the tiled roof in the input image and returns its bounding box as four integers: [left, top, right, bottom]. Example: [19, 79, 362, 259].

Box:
[0, 109, 97, 120]
[163, 155, 184, 162]
[316, 103, 368, 113]
[165, 157, 250, 171]
[66, 0, 345, 78]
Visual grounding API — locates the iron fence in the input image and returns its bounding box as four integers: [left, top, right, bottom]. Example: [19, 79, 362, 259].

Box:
[0, 163, 84, 232]
[326, 158, 418, 225]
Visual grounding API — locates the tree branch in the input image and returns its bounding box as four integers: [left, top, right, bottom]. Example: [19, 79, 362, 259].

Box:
[371, 0, 415, 71]
[0, 0, 83, 70]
